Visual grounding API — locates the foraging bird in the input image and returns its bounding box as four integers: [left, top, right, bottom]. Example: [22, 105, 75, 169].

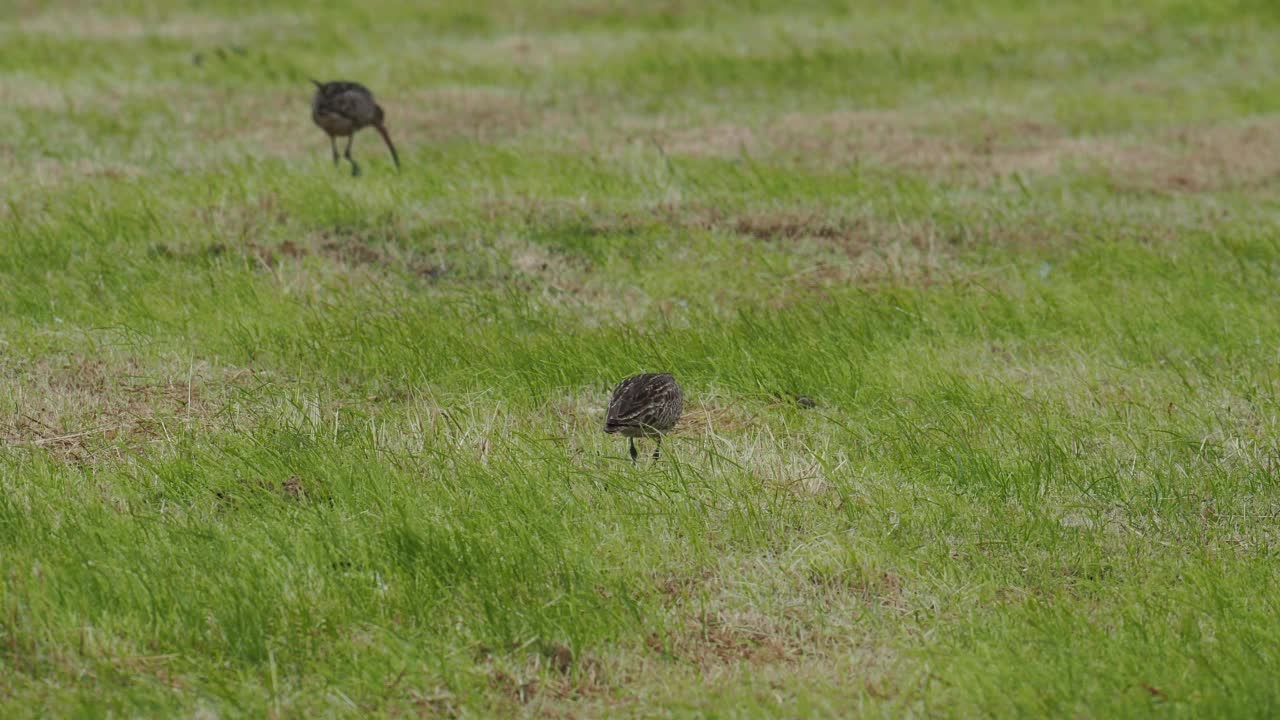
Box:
[310, 79, 400, 176]
[604, 373, 684, 462]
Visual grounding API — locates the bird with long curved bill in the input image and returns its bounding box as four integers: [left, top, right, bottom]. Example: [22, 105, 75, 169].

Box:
[310, 79, 400, 176]
[604, 373, 685, 462]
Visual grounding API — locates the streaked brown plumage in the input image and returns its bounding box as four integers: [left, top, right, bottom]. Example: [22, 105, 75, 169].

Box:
[604, 373, 684, 461]
[310, 79, 400, 176]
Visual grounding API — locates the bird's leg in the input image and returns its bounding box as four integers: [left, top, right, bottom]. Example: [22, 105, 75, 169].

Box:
[652, 436, 662, 460]
[329, 135, 339, 167]
[629, 438, 638, 463]
[344, 135, 360, 177]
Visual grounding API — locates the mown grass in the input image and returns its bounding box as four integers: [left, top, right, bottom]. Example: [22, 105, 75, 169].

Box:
[3, 0, 1280, 717]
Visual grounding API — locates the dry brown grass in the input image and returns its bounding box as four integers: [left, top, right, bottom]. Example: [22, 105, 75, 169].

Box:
[148, 215, 449, 288]
[18, 73, 1273, 202]
[0, 355, 247, 463]
[8, 10, 277, 40]
[399, 88, 554, 144]
[451, 554, 906, 717]
[658, 109, 1280, 193]
[1113, 119, 1280, 192]
[451, 197, 959, 323]
[489, 196, 950, 256]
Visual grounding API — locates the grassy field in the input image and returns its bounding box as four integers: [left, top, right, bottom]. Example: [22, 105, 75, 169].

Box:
[4, 0, 1280, 716]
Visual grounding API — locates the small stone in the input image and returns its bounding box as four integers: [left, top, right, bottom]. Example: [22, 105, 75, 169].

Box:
[1058, 511, 1094, 529]
[282, 475, 304, 499]
[549, 644, 573, 674]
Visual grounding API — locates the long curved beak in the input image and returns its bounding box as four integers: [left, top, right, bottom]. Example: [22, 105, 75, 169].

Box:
[375, 123, 401, 170]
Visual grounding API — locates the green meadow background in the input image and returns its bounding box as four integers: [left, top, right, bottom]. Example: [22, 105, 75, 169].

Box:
[3, 0, 1280, 716]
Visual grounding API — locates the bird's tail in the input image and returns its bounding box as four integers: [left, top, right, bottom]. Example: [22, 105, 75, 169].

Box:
[603, 419, 631, 434]
[375, 122, 401, 170]
[309, 78, 324, 89]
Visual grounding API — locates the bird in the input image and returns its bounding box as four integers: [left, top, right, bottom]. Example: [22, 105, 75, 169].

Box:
[604, 373, 684, 462]
[310, 79, 400, 176]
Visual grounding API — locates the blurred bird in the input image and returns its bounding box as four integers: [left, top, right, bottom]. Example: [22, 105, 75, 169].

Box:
[604, 373, 684, 462]
[310, 79, 400, 176]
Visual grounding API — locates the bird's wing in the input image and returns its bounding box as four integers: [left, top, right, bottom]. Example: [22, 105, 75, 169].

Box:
[324, 86, 377, 124]
[607, 375, 677, 428]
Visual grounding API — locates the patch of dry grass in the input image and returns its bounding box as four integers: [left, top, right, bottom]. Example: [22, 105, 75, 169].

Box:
[0, 355, 250, 464]
[657, 109, 1280, 194]
[8, 10, 280, 40]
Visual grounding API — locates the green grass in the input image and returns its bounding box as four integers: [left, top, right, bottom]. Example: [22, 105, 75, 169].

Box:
[4, 0, 1280, 716]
